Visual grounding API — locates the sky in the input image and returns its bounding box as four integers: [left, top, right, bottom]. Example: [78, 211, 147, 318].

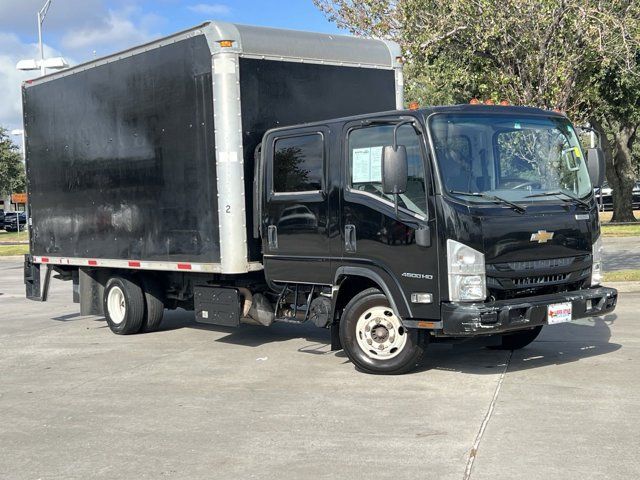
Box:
[0, 0, 344, 133]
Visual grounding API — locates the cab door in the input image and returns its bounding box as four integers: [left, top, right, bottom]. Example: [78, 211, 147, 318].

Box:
[338, 117, 440, 319]
[262, 127, 332, 285]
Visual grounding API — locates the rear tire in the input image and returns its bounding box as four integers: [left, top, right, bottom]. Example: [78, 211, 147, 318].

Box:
[104, 276, 145, 335]
[339, 288, 426, 375]
[487, 326, 543, 350]
[141, 275, 165, 332]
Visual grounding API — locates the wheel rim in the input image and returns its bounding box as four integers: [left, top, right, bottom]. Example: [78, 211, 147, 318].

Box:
[355, 306, 407, 360]
[107, 286, 126, 325]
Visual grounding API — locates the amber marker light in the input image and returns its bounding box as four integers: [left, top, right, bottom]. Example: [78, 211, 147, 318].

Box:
[469, 98, 481, 105]
[484, 99, 495, 105]
[408, 101, 420, 110]
[218, 40, 234, 48]
[417, 321, 437, 328]
[499, 100, 510, 106]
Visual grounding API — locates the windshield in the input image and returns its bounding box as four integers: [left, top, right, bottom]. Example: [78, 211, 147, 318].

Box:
[429, 113, 593, 204]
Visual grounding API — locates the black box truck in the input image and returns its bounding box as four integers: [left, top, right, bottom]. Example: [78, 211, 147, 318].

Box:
[23, 22, 617, 374]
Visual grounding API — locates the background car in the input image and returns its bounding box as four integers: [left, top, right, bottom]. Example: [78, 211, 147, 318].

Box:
[594, 181, 640, 211]
[0, 209, 4, 228]
[4, 211, 27, 232]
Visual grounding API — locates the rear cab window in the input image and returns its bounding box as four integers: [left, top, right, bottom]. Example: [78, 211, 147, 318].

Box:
[272, 133, 324, 194]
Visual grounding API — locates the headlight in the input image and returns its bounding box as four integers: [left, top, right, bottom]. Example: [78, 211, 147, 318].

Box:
[591, 235, 603, 286]
[447, 239, 486, 301]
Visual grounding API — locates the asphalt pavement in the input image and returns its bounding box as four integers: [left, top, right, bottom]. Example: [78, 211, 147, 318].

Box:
[0, 258, 638, 480]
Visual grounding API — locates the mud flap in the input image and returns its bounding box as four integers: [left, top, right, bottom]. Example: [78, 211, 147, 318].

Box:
[24, 254, 42, 301]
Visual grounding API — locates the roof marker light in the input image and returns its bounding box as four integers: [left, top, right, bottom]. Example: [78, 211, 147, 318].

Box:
[218, 40, 234, 48]
[408, 101, 420, 110]
[470, 98, 481, 105]
[484, 99, 495, 105]
[499, 100, 510, 106]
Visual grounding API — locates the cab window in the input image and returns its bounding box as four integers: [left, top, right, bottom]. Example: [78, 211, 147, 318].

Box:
[348, 124, 427, 217]
[273, 133, 324, 193]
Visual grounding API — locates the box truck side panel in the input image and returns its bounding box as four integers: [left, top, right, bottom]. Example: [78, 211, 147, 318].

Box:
[238, 58, 397, 260]
[24, 35, 220, 264]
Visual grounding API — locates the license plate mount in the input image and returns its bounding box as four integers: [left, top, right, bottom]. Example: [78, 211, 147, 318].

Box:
[547, 302, 572, 325]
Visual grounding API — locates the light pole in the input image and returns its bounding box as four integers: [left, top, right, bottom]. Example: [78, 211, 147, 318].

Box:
[16, 0, 68, 76]
[10, 130, 26, 162]
[38, 0, 52, 76]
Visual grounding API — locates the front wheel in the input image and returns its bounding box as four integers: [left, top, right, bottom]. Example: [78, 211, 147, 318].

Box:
[339, 288, 426, 375]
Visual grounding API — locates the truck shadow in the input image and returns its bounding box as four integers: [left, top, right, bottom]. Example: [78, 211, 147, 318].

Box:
[413, 315, 621, 375]
[159, 309, 333, 347]
[159, 310, 621, 375]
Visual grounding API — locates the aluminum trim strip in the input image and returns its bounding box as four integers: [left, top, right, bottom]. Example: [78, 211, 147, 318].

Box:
[31, 256, 264, 273]
[238, 53, 394, 69]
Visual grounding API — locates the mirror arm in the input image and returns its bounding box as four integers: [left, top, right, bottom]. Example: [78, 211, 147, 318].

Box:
[392, 120, 415, 150]
[577, 125, 602, 148]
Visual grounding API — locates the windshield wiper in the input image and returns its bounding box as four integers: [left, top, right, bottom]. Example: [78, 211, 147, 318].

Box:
[449, 190, 527, 214]
[525, 191, 590, 209]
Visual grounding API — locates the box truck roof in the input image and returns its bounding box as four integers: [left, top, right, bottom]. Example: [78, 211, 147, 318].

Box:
[24, 21, 402, 88]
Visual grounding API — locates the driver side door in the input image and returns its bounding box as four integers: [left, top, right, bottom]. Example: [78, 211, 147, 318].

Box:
[338, 117, 440, 320]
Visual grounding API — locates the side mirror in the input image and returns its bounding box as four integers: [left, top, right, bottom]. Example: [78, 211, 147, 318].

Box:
[381, 145, 408, 195]
[586, 148, 606, 188]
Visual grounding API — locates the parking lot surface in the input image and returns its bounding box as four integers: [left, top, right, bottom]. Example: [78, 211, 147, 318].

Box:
[603, 236, 640, 271]
[1, 258, 638, 480]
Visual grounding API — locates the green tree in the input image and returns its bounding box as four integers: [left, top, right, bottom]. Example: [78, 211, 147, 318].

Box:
[315, 0, 640, 220]
[0, 127, 26, 198]
[585, 62, 640, 221]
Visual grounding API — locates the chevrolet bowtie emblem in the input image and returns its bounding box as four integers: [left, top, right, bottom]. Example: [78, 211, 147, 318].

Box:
[530, 230, 554, 243]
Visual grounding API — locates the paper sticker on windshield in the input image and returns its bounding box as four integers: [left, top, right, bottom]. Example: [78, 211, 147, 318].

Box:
[573, 147, 582, 158]
[352, 146, 383, 183]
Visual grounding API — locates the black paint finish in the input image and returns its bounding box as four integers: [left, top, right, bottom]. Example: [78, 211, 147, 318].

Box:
[260, 106, 603, 324]
[24, 36, 219, 262]
[262, 126, 333, 284]
[239, 58, 396, 262]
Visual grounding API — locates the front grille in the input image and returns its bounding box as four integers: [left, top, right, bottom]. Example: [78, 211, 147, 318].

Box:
[488, 255, 590, 273]
[487, 254, 592, 300]
[513, 274, 568, 286]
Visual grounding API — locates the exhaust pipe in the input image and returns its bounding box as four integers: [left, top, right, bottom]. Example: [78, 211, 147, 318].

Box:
[237, 288, 274, 327]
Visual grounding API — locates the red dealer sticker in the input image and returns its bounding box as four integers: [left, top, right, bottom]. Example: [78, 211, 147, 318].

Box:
[547, 302, 573, 325]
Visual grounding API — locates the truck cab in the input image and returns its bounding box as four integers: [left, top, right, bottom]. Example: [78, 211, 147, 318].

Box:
[256, 104, 617, 374]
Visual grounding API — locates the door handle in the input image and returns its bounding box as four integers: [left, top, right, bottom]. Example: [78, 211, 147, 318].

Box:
[268, 225, 278, 250]
[345, 224, 356, 253]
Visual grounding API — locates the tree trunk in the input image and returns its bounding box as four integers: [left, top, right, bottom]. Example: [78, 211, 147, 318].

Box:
[591, 119, 638, 223]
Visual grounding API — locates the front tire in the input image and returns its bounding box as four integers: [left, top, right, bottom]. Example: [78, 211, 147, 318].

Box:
[104, 276, 145, 335]
[339, 288, 425, 375]
[487, 326, 543, 350]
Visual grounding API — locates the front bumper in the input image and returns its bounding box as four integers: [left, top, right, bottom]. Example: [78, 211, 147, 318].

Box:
[440, 286, 617, 336]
